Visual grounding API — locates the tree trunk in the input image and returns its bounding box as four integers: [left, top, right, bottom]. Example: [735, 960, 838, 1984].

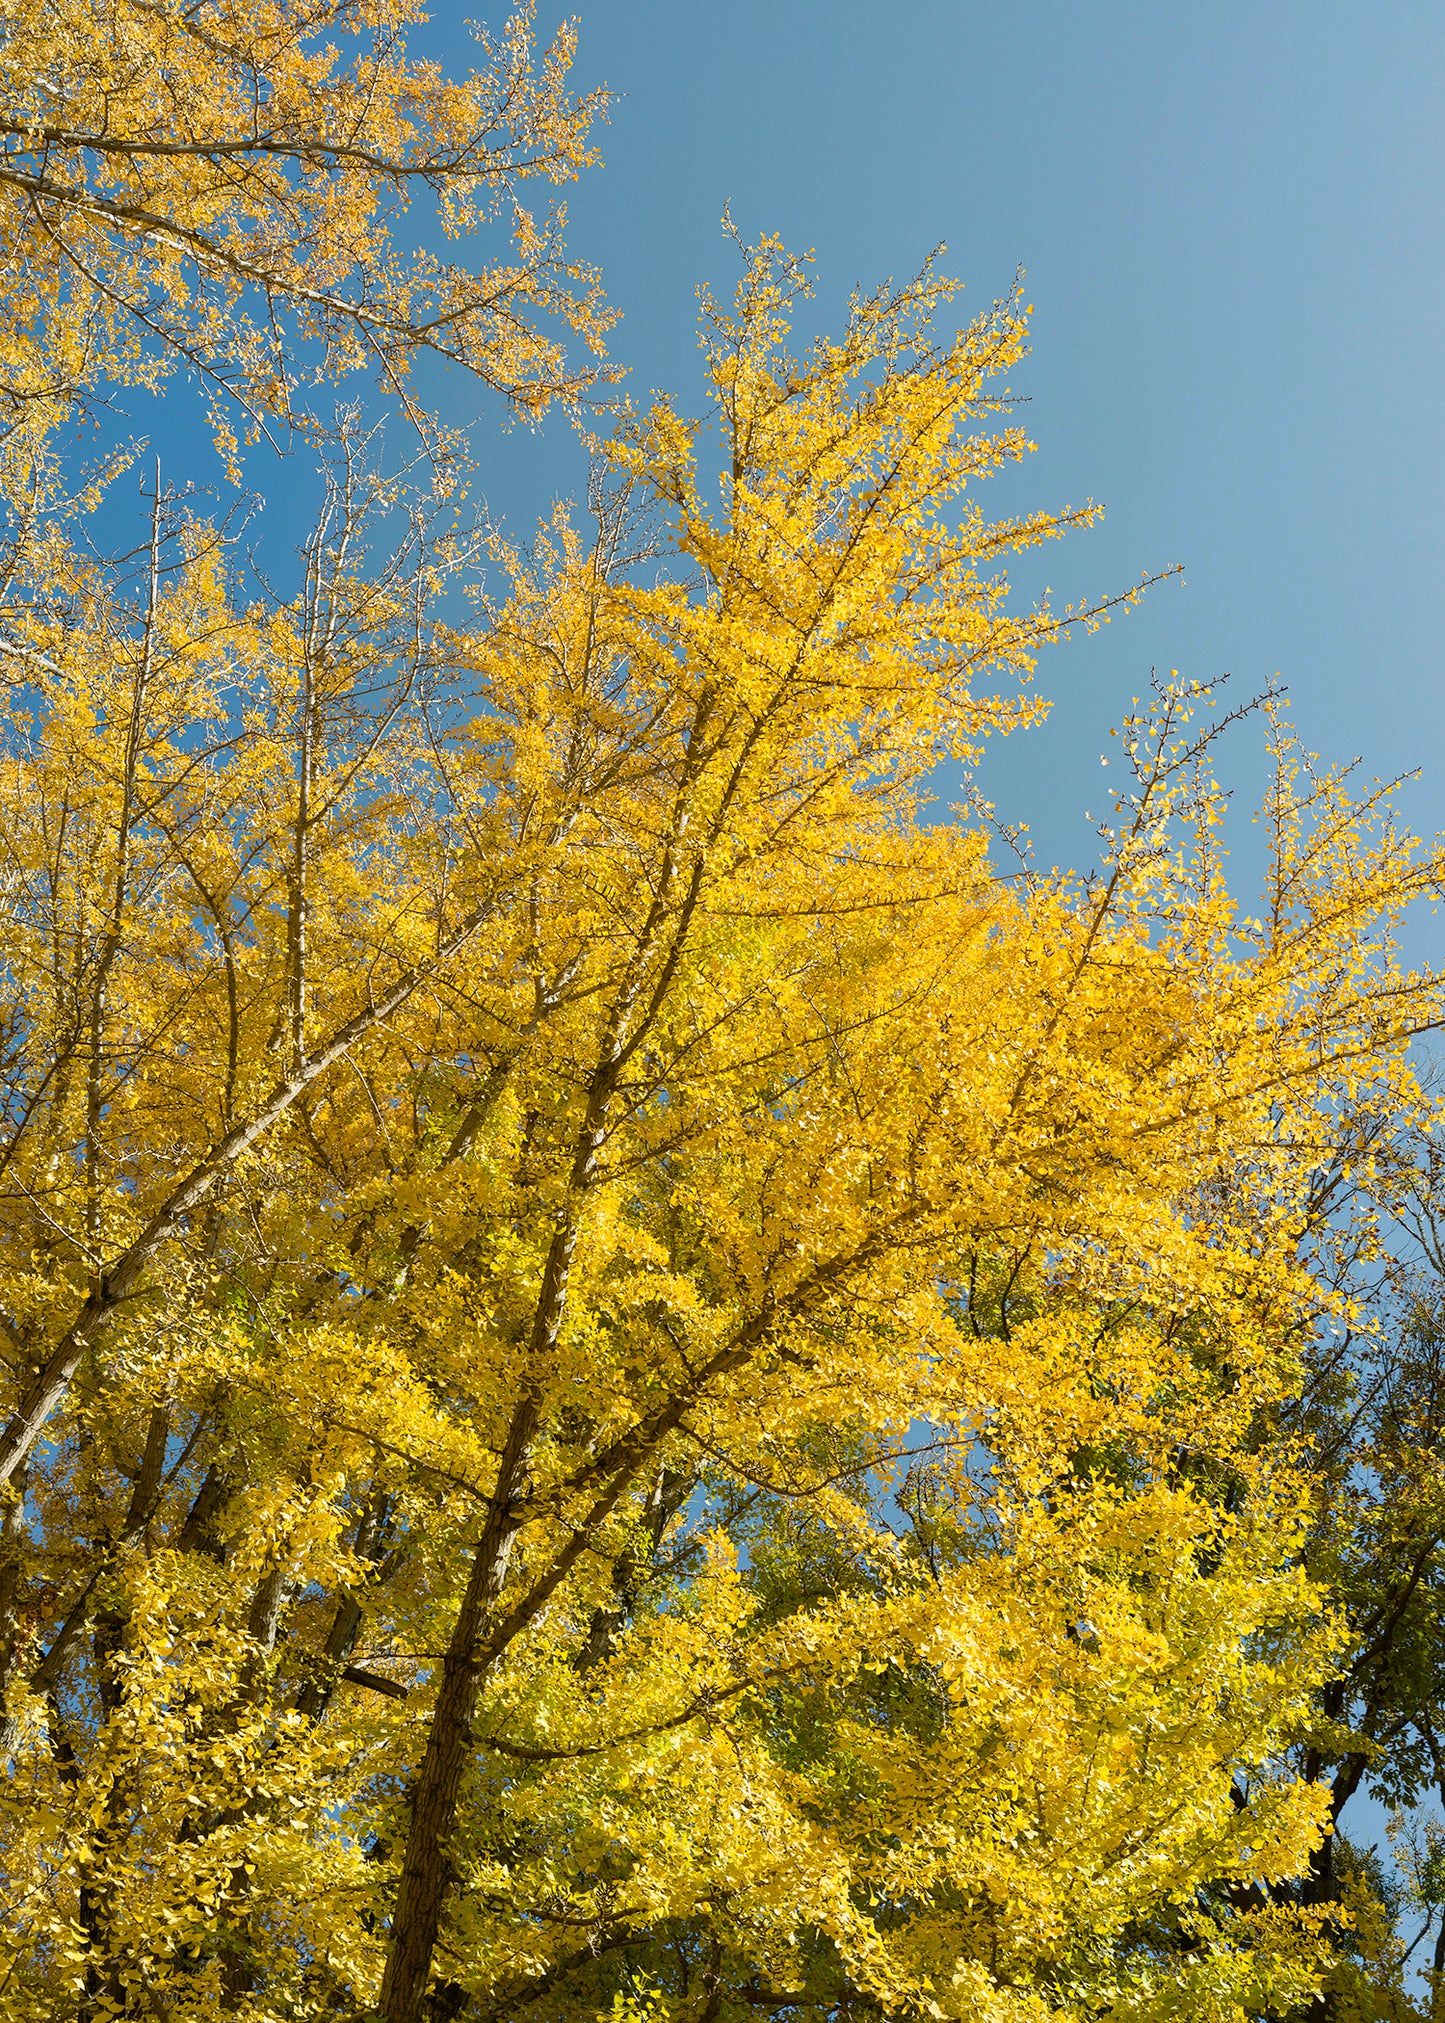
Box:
[376, 1407, 531, 2023]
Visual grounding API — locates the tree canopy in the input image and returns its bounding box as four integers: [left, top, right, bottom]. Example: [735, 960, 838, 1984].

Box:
[0, 9, 1444, 2023]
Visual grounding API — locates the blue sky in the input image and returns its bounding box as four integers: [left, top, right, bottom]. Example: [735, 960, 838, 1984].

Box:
[393, 0, 1445, 900]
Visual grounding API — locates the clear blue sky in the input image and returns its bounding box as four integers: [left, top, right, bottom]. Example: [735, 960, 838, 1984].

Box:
[403, 0, 1445, 893]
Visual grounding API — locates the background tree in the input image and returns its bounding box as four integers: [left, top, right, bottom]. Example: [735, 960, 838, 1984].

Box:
[1238, 1122, 1445, 2023]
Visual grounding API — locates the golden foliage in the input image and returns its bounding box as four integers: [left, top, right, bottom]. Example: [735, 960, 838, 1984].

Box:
[0, 175, 1436, 2023]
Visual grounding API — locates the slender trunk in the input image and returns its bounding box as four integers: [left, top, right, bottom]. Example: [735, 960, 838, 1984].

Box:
[0, 1460, 30, 1749]
[86, 475, 160, 1276]
[377, 1396, 533, 2023]
[577, 1465, 692, 1673]
[296, 1496, 392, 1721]
[380, 1118, 601, 2022]
[287, 648, 314, 1079]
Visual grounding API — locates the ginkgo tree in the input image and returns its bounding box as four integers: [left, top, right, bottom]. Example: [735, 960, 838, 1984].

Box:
[0, 8, 1442, 2023]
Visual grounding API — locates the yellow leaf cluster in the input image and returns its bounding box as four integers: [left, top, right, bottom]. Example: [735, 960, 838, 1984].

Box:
[0, 0, 614, 484]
